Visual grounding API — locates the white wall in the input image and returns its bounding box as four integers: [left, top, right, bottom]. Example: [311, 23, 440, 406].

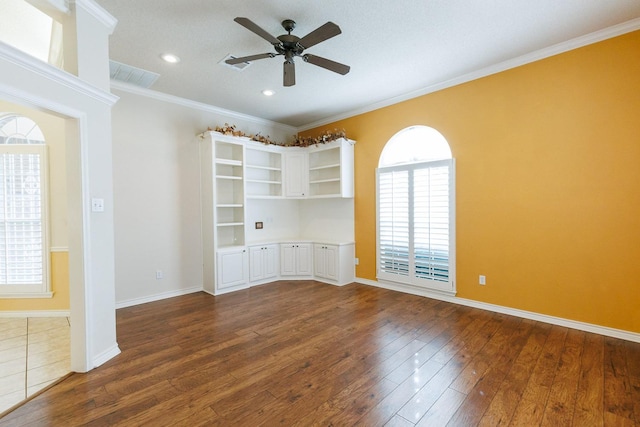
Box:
[245, 199, 301, 243]
[111, 87, 296, 306]
[0, 43, 119, 371]
[298, 198, 355, 242]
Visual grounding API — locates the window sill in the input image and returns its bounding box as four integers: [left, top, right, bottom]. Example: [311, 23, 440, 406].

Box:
[0, 291, 54, 299]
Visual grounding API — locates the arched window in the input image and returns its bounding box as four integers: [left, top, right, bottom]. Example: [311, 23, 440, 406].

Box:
[0, 114, 50, 297]
[376, 126, 456, 294]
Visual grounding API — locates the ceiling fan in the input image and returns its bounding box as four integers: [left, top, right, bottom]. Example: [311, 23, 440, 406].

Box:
[225, 17, 350, 87]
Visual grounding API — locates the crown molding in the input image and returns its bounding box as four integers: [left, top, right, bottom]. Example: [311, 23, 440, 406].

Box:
[25, 0, 69, 20]
[110, 80, 298, 135]
[298, 18, 640, 132]
[0, 42, 119, 107]
[71, 0, 118, 34]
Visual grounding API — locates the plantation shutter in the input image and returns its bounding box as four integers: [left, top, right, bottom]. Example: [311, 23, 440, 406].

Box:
[0, 145, 47, 291]
[413, 163, 450, 284]
[377, 159, 454, 293]
[378, 169, 410, 279]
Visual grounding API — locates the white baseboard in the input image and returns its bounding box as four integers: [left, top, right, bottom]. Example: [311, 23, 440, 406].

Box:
[0, 310, 70, 318]
[355, 277, 640, 343]
[92, 344, 121, 369]
[115, 286, 203, 309]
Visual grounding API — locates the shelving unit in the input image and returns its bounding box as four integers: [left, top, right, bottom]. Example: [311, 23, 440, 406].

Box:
[245, 145, 283, 198]
[200, 132, 356, 295]
[214, 140, 245, 248]
[308, 139, 354, 198]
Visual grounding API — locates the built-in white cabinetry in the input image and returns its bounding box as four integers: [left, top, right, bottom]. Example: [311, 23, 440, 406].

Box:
[314, 243, 355, 285]
[245, 144, 283, 199]
[280, 243, 313, 276]
[249, 244, 279, 283]
[282, 139, 355, 199]
[308, 139, 355, 198]
[201, 133, 249, 295]
[217, 247, 249, 290]
[283, 151, 309, 197]
[201, 132, 356, 295]
[213, 140, 245, 247]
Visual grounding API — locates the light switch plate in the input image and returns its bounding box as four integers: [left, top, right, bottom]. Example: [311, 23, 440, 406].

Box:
[91, 198, 105, 212]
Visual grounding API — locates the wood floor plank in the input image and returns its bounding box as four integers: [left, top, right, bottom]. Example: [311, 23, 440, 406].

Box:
[445, 316, 533, 426]
[603, 336, 635, 424]
[506, 325, 568, 426]
[0, 281, 635, 426]
[540, 328, 585, 426]
[573, 332, 604, 427]
[476, 321, 551, 426]
[416, 387, 466, 426]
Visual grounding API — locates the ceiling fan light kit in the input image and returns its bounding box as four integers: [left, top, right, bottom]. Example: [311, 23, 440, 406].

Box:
[226, 17, 350, 87]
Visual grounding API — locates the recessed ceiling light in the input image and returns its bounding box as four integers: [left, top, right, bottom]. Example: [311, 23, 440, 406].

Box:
[262, 89, 275, 96]
[160, 53, 181, 63]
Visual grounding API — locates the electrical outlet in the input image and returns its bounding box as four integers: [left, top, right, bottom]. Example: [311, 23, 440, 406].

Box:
[156, 270, 163, 280]
[479, 275, 486, 285]
[354, 258, 359, 265]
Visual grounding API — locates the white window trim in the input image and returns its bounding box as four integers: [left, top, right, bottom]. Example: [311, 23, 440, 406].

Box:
[0, 143, 52, 298]
[376, 158, 456, 295]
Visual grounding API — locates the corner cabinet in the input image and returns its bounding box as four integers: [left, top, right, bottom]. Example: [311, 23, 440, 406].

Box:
[200, 132, 356, 295]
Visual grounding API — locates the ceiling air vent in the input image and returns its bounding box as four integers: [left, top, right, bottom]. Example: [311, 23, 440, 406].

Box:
[220, 54, 252, 71]
[109, 60, 160, 88]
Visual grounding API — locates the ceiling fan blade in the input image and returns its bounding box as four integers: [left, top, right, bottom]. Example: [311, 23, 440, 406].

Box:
[303, 54, 350, 75]
[225, 53, 276, 65]
[297, 22, 341, 49]
[284, 60, 295, 87]
[234, 17, 281, 45]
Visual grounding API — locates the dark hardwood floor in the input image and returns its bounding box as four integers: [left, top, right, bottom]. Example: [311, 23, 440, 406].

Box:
[1, 280, 639, 426]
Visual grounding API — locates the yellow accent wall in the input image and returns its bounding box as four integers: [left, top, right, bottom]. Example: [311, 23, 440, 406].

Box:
[300, 31, 640, 333]
[0, 101, 69, 312]
[0, 251, 70, 311]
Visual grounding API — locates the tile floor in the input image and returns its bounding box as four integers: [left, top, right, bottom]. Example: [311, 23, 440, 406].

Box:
[0, 317, 70, 414]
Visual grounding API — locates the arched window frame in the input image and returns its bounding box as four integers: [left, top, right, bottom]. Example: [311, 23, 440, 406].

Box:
[0, 114, 51, 298]
[376, 126, 456, 295]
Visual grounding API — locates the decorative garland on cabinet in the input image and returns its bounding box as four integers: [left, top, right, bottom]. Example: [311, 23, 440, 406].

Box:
[200, 123, 348, 148]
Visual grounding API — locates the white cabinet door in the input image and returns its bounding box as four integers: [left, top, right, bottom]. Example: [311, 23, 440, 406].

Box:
[284, 151, 308, 197]
[314, 244, 326, 278]
[249, 246, 265, 282]
[263, 244, 279, 279]
[280, 243, 312, 276]
[296, 243, 313, 276]
[314, 244, 339, 281]
[324, 245, 338, 281]
[250, 244, 279, 282]
[217, 248, 248, 289]
[280, 244, 297, 276]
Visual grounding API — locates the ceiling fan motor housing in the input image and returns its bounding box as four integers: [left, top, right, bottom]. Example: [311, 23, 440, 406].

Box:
[281, 19, 296, 33]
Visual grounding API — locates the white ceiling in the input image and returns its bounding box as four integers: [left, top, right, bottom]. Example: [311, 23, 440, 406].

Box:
[96, 0, 640, 129]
